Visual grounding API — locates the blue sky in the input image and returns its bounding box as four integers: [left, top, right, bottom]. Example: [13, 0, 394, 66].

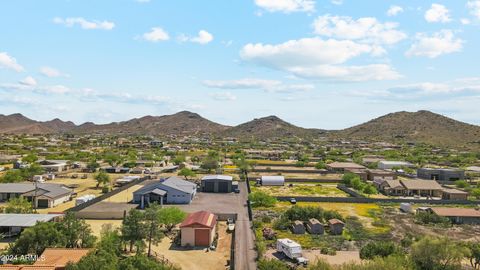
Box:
[1, 0, 479, 129]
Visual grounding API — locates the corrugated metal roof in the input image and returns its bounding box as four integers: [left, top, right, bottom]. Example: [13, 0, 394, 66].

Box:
[180, 211, 216, 228]
[0, 214, 63, 227]
[201, 175, 233, 181]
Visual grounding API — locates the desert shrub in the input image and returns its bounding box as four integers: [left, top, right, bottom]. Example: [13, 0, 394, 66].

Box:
[360, 241, 399, 260]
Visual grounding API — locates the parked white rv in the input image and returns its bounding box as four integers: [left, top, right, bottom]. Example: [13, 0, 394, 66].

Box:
[276, 238, 308, 265]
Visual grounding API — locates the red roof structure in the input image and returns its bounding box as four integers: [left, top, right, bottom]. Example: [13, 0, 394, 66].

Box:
[180, 210, 216, 228]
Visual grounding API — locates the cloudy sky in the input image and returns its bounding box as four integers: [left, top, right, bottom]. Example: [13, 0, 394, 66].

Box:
[1, 0, 480, 129]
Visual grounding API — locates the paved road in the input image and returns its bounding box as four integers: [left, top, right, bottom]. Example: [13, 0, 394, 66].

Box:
[163, 182, 257, 270]
[234, 181, 257, 270]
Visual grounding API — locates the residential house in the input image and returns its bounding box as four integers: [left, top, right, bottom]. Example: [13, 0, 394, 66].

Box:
[377, 179, 405, 196]
[378, 161, 414, 170]
[38, 160, 69, 172]
[429, 207, 480, 225]
[441, 188, 469, 200]
[326, 162, 366, 172]
[0, 183, 72, 208]
[180, 211, 217, 247]
[417, 168, 465, 181]
[133, 177, 196, 208]
[0, 213, 63, 237]
[400, 179, 443, 197]
[366, 169, 397, 181]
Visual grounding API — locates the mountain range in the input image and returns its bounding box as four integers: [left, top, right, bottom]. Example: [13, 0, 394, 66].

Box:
[1, 110, 479, 149]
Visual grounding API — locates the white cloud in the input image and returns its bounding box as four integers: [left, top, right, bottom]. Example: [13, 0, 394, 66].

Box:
[53, 17, 115, 30]
[331, 0, 343, 5]
[460, 18, 471, 25]
[19, 76, 37, 86]
[254, 0, 315, 13]
[203, 78, 314, 93]
[467, 1, 480, 19]
[39, 66, 67, 78]
[240, 37, 401, 81]
[178, 30, 214, 45]
[287, 64, 401, 82]
[364, 79, 480, 101]
[241, 37, 373, 67]
[424, 4, 451, 23]
[0, 52, 24, 72]
[43, 85, 70, 94]
[312, 15, 407, 45]
[135, 0, 150, 2]
[387, 5, 404, 17]
[142, 27, 170, 42]
[406, 30, 463, 58]
[209, 92, 237, 101]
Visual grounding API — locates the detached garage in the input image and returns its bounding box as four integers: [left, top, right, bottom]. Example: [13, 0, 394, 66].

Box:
[201, 175, 233, 193]
[180, 211, 217, 247]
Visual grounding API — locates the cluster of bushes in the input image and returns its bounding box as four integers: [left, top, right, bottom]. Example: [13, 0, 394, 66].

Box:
[0, 164, 45, 183]
[414, 212, 451, 226]
[342, 173, 378, 195]
[248, 191, 277, 208]
[273, 205, 343, 230]
[259, 236, 479, 270]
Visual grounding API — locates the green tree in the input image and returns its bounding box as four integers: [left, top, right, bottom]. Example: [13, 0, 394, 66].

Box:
[4, 197, 33, 213]
[95, 171, 111, 188]
[144, 203, 165, 257]
[122, 209, 146, 252]
[0, 170, 24, 183]
[248, 191, 277, 208]
[22, 153, 38, 163]
[363, 184, 378, 195]
[410, 237, 468, 270]
[58, 212, 96, 248]
[471, 188, 480, 199]
[104, 152, 124, 167]
[177, 168, 196, 180]
[455, 180, 469, 188]
[200, 157, 218, 173]
[172, 155, 186, 165]
[315, 161, 326, 170]
[467, 242, 480, 269]
[9, 222, 67, 255]
[342, 173, 360, 187]
[158, 207, 186, 231]
[360, 241, 399, 260]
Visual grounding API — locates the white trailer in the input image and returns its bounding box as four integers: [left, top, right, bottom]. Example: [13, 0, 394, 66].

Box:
[75, 194, 96, 206]
[261, 176, 285, 186]
[276, 238, 308, 265]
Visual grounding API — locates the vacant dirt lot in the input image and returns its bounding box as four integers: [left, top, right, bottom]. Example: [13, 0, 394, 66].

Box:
[151, 222, 232, 270]
[252, 184, 349, 197]
[84, 219, 123, 237]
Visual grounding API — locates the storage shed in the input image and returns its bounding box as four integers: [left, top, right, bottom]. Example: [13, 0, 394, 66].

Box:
[328, 219, 345, 235]
[260, 175, 285, 186]
[306, 218, 324, 235]
[180, 211, 217, 247]
[291, 220, 305, 234]
[201, 175, 233, 193]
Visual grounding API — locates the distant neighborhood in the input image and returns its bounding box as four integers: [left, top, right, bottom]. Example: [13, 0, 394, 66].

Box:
[0, 110, 479, 270]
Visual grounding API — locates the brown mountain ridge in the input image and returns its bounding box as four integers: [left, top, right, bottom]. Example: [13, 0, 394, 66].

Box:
[1, 110, 479, 149]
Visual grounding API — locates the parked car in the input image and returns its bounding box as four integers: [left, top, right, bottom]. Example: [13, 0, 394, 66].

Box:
[290, 198, 297, 204]
[228, 223, 235, 231]
[234, 188, 240, 193]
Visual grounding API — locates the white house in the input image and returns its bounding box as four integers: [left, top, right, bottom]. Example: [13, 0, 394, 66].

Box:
[378, 161, 414, 170]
